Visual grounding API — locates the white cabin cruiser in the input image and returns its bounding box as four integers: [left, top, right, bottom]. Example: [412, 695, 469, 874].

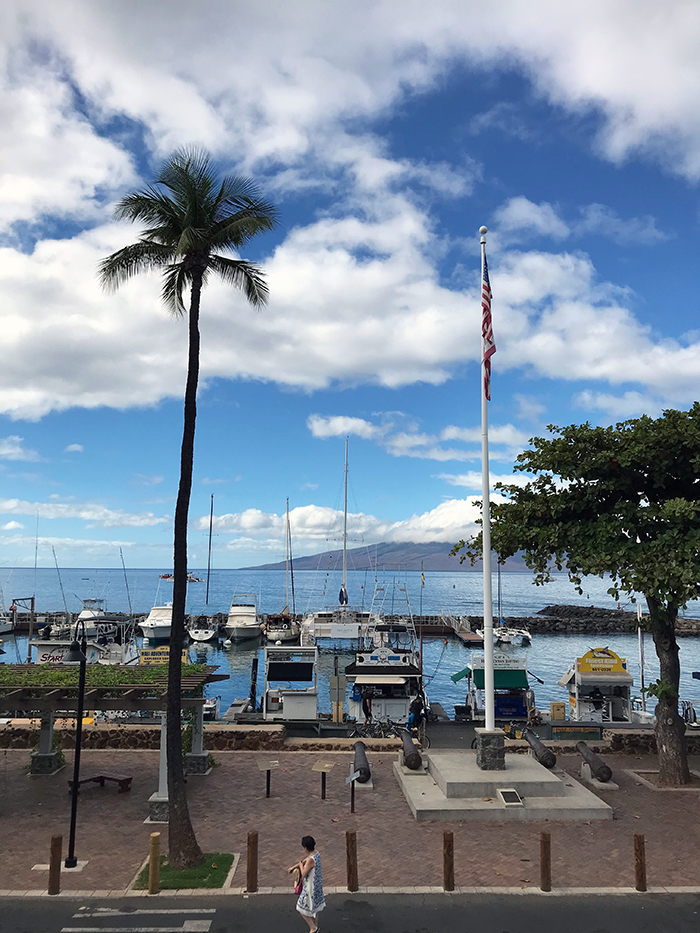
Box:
[476, 619, 531, 647]
[187, 615, 218, 642]
[225, 594, 262, 642]
[140, 603, 173, 640]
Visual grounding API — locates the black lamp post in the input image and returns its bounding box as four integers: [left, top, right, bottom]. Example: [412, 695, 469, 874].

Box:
[64, 620, 87, 868]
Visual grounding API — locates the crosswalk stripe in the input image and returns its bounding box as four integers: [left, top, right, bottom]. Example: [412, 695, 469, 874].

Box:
[62, 923, 211, 933]
[74, 911, 216, 918]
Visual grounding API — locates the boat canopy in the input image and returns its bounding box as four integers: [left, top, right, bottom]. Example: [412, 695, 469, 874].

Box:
[355, 674, 407, 685]
[451, 665, 529, 689]
[558, 669, 633, 688]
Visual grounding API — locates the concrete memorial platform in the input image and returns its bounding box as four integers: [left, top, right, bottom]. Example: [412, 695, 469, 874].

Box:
[394, 750, 612, 821]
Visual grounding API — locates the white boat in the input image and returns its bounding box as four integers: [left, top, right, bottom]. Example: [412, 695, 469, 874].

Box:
[225, 595, 262, 642]
[52, 598, 119, 641]
[32, 619, 139, 666]
[345, 580, 423, 724]
[159, 572, 204, 583]
[187, 615, 218, 642]
[452, 650, 535, 721]
[476, 621, 531, 647]
[140, 603, 173, 640]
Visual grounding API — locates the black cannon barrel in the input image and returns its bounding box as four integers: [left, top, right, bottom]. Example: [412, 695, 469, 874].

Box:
[400, 729, 422, 771]
[576, 741, 612, 783]
[523, 729, 557, 769]
[353, 741, 371, 784]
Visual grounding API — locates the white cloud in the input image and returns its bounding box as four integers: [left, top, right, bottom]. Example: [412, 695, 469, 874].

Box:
[307, 414, 385, 440]
[64, 443, 83, 453]
[0, 436, 40, 461]
[513, 393, 544, 422]
[436, 471, 533, 490]
[495, 197, 666, 246]
[0, 533, 134, 552]
[133, 473, 164, 487]
[574, 389, 663, 420]
[0, 497, 169, 527]
[2, 520, 23, 530]
[199, 497, 483, 549]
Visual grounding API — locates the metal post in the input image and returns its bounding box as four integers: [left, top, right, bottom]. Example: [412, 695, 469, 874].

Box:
[246, 831, 258, 893]
[540, 831, 551, 892]
[321, 771, 327, 800]
[148, 832, 161, 895]
[48, 835, 62, 895]
[65, 630, 87, 868]
[350, 778, 355, 813]
[266, 769, 271, 798]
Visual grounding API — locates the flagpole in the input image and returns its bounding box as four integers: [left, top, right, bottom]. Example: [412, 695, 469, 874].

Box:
[480, 225, 495, 733]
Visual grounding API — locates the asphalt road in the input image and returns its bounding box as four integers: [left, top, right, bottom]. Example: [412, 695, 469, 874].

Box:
[1, 894, 699, 933]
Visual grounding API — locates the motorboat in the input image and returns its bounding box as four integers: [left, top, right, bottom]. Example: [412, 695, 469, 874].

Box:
[140, 603, 173, 640]
[51, 599, 119, 641]
[265, 611, 300, 643]
[558, 647, 654, 725]
[187, 615, 218, 642]
[159, 572, 204, 583]
[224, 594, 263, 642]
[345, 580, 423, 724]
[476, 620, 531, 647]
[32, 619, 139, 665]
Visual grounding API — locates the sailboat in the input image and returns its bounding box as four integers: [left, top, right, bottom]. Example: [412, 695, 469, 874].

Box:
[300, 438, 370, 644]
[265, 498, 301, 643]
[476, 562, 531, 647]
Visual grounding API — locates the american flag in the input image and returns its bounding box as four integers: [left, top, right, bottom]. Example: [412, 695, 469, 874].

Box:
[481, 249, 495, 400]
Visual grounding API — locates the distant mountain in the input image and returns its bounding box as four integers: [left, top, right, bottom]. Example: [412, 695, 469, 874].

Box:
[240, 541, 532, 572]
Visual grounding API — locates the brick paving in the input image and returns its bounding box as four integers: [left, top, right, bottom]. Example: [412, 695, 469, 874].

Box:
[1, 747, 700, 893]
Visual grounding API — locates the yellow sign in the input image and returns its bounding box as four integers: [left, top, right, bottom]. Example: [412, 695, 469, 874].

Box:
[139, 647, 189, 665]
[576, 647, 627, 675]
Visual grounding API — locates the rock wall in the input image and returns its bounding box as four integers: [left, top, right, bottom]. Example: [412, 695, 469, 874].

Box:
[465, 604, 700, 636]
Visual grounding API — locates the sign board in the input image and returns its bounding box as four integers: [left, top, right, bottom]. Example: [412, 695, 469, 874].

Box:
[312, 760, 336, 773]
[329, 675, 346, 703]
[346, 769, 362, 784]
[576, 648, 627, 675]
[139, 647, 189, 665]
[256, 759, 280, 772]
[471, 652, 527, 670]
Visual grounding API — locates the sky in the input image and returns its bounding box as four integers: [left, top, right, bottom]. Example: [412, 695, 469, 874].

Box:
[0, 0, 699, 570]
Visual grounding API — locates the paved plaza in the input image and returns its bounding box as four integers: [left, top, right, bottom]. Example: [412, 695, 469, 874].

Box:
[1, 747, 700, 894]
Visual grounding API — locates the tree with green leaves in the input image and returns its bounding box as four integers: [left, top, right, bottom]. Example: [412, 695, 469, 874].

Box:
[453, 404, 700, 785]
[99, 148, 278, 867]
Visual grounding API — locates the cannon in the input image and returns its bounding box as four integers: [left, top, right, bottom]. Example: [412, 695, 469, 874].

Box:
[576, 741, 612, 783]
[523, 729, 557, 769]
[400, 729, 422, 771]
[353, 741, 372, 784]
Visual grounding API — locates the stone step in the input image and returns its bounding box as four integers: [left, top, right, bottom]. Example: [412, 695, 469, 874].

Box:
[427, 751, 566, 798]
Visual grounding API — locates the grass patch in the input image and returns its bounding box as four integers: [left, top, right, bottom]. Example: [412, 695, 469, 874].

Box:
[134, 853, 234, 890]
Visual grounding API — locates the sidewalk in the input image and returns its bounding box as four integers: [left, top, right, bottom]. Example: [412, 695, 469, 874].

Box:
[1, 748, 699, 893]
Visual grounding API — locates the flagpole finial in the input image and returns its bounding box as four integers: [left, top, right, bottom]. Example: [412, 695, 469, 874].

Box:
[479, 226, 488, 235]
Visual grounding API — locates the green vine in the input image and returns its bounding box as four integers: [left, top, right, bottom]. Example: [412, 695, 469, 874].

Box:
[643, 678, 678, 701]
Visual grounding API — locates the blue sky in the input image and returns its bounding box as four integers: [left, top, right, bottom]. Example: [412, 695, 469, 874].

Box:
[0, 0, 699, 569]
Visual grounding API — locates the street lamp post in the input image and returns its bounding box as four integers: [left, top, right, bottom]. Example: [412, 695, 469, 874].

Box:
[64, 621, 87, 868]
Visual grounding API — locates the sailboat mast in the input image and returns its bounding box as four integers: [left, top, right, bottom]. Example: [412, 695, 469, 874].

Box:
[285, 498, 290, 612]
[205, 494, 214, 605]
[339, 437, 349, 606]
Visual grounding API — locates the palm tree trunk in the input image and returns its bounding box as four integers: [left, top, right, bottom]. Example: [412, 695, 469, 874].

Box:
[647, 595, 690, 786]
[167, 270, 205, 869]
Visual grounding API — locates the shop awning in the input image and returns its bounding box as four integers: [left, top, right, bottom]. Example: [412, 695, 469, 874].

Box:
[575, 671, 633, 686]
[473, 668, 529, 690]
[451, 665, 471, 684]
[354, 675, 406, 685]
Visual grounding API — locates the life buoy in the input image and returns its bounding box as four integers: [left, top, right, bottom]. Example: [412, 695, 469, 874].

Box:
[281, 622, 289, 630]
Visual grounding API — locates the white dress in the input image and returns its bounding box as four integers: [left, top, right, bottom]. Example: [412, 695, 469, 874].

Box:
[296, 851, 326, 918]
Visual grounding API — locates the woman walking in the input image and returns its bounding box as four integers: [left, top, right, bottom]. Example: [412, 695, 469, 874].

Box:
[288, 835, 325, 932]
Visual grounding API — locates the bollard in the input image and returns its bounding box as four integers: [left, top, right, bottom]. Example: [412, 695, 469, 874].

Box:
[576, 741, 613, 783]
[246, 831, 258, 893]
[353, 741, 371, 784]
[522, 730, 557, 769]
[346, 830, 359, 892]
[634, 833, 647, 892]
[400, 730, 422, 771]
[443, 831, 454, 892]
[540, 831, 551, 892]
[48, 834, 62, 896]
[148, 832, 160, 896]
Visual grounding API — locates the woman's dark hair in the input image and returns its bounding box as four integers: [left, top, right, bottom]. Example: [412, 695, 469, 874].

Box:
[301, 835, 315, 851]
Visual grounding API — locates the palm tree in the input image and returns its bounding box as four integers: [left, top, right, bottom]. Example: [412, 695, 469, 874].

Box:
[99, 148, 278, 869]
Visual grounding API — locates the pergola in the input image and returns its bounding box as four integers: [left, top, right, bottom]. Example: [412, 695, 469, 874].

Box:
[0, 663, 228, 820]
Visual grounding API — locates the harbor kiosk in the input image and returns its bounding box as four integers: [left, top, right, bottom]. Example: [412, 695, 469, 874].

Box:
[262, 646, 319, 721]
[557, 648, 633, 722]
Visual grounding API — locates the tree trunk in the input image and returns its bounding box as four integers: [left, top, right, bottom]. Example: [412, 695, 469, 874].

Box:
[167, 271, 205, 869]
[647, 595, 690, 786]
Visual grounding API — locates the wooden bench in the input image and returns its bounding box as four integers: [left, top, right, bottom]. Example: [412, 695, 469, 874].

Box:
[68, 773, 133, 794]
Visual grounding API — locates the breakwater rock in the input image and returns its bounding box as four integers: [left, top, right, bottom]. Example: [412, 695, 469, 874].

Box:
[465, 605, 700, 636]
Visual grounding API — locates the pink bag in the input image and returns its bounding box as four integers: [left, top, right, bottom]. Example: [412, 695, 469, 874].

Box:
[293, 867, 303, 895]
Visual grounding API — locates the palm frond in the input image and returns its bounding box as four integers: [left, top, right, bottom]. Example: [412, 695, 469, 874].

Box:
[160, 263, 191, 316]
[113, 186, 184, 229]
[99, 241, 175, 291]
[210, 209, 278, 251]
[208, 255, 269, 307]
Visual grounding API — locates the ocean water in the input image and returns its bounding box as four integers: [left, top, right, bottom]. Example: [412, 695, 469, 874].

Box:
[3, 568, 700, 717]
